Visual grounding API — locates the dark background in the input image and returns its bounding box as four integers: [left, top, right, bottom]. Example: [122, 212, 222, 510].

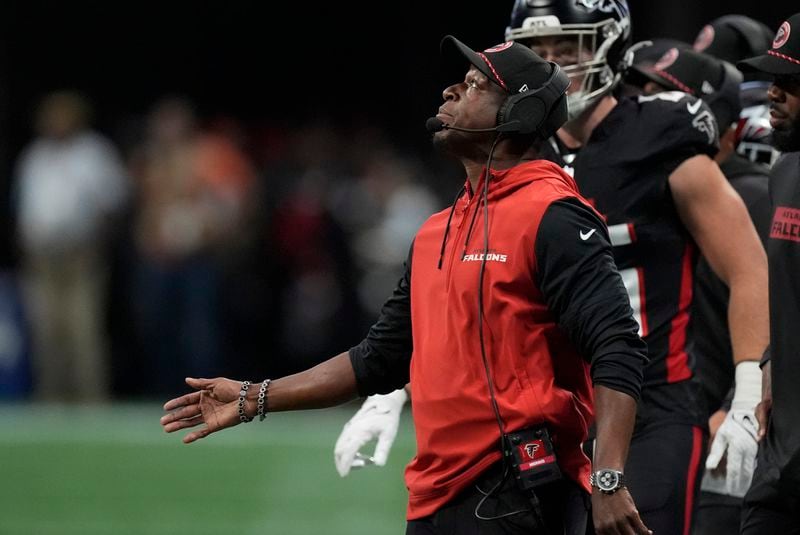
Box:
[0, 0, 791, 267]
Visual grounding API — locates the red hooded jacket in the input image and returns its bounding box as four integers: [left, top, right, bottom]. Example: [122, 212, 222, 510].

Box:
[349, 159, 647, 520]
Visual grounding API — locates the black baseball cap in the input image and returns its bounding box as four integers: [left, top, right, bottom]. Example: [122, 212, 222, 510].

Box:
[694, 15, 774, 65]
[738, 13, 800, 75]
[631, 38, 692, 70]
[628, 48, 742, 129]
[440, 35, 553, 95]
[628, 48, 728, 97]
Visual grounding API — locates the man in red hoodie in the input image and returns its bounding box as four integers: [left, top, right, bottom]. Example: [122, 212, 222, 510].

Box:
[161, 36, 650, 535]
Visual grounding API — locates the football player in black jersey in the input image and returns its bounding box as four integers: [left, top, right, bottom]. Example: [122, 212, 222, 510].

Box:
[737, 11, 800, 533]
[505, 1, 769, 533]
[627, 46, 772, 535]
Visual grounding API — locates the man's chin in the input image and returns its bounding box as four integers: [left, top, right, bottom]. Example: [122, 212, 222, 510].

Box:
[432, 132, 456, 155]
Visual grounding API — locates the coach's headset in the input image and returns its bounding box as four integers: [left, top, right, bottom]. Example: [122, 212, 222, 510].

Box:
[494, 61, 570, 137]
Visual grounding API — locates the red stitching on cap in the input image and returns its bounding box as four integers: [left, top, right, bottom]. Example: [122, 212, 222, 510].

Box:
[477, 52, 508, 91]
[768, 50, 800, 66]
[654, 70, 695, 95]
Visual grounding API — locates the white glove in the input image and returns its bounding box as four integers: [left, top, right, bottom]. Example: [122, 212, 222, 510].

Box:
[334, 389, 408, 477]
[703, 361, 761, 497]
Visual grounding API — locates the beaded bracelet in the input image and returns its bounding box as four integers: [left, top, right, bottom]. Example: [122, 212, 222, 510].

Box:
[257, 379, 271, 422]
[238, 380, 253, 423]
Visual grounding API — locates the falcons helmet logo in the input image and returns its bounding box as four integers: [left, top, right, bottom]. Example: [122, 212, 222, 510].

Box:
[576, 0, 628, 17]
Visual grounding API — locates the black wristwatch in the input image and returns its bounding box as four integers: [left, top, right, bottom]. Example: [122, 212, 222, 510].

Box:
[589, 469, 625, 494]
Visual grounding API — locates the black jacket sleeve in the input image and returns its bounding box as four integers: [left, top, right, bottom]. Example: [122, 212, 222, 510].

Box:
[348, 243, 414, 396]
[534, 198, 648, 400]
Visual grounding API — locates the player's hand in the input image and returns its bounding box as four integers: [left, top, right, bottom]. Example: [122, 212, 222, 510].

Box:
[591, 488, 652, 535]
[704, 408, 758, 496]
[160, 377, 247, 444]
[334, 389, 407, 477]
[704, 361, 761, 497]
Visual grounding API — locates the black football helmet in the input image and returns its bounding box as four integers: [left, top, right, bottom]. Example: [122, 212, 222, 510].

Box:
[505, 0, 632, 119]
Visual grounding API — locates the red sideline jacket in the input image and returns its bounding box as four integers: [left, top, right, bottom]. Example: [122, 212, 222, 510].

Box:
[349, 159, 647, 520]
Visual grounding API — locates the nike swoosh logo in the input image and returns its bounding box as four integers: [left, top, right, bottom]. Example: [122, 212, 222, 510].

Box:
[686, 99, 702, 115]
[579, 229, 596, 241]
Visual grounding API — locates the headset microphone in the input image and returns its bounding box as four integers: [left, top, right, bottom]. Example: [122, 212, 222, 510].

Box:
[425, 117, 447, 133]
[425, 117, 522, 134]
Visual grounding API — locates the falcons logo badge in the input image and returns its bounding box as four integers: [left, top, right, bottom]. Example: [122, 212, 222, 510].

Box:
[774, 21, 791, 49]
[525, 443, 540, 458]
[692, 110, 717, 145]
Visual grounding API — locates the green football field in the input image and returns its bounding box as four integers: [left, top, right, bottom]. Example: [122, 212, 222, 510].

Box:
[0, 402, 416, 535]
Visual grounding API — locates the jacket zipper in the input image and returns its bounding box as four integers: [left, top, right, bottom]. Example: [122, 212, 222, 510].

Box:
[445, 192, 474, 288]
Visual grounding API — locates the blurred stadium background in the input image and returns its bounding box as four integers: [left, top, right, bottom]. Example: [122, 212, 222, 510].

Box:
[0, 1, 790, 533]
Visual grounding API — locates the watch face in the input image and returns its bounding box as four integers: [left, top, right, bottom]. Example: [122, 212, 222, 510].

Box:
[597, 470, 620, 491]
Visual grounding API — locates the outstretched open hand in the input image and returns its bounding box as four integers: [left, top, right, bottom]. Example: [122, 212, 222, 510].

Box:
[160, 377, 247, 443]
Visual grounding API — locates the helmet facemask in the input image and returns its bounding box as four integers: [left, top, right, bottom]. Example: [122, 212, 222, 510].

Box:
[736, 81, 781, 167]
[506, 15, 630, 119]
[736, 104, 780, 167]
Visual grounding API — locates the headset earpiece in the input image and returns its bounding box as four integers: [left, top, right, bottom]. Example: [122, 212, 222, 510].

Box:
[495, 97, 516, 131]
[497, 93, 547, 135]
[495, 62, 570, 137]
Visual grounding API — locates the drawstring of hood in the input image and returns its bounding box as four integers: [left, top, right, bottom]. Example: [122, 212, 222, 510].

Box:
[437, 185, 467, 270]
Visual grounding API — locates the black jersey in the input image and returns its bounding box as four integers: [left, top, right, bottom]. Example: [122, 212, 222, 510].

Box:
[762, 151, 800, 487]
[690, 155, 771, 417]
[542, 92, 718, 388]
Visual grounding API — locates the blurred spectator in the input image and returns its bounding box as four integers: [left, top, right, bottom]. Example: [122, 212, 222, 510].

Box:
[265, 124, 362, 375]
[129, 97, 257, 397]
[0, 272, 32, 399]
[337, 141, 440, 317]
[13, 90, 129, 402]
[259, 123, 444, 376]
[204, 116, 271, 382]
